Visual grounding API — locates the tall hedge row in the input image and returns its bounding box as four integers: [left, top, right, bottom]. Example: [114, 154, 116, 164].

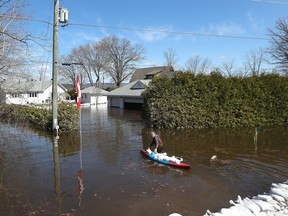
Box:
[142, 72, 288, 129]
[0, 103, 79, 131]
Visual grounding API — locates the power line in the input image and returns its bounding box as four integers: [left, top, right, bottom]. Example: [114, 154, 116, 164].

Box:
[10, 16, 268, 41]
[68, 22, 268, 41]
[252, 0, 288, 4]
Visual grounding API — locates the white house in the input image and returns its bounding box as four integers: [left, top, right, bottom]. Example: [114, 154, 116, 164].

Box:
[81, 86, 108, 105]
[0, 80, 67, 105]
[105, 66, 176, 109]
[106, 79, 151, 109]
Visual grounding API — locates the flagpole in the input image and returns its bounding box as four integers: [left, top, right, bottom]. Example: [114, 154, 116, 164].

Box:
[79, 89, 82, 171]
[79, 108, 82, 169]
[78, 107, 84, 206]
[76, 75, 84, 206]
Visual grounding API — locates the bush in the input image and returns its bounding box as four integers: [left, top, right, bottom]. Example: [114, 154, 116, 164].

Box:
[142, 72, 288, 129]
[0, 103, 79, 131]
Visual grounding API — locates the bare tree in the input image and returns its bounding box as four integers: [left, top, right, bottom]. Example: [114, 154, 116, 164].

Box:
[70, 46, 94, 86]
[0, 0, 31, 83]
[59, 56, 77, 85]
[268, 17, 288, 73]
[59, 55, 86, 89]
[185, 55, 212, 74]
[83, 42, 106, 87]
[220, 60, 237, 77]
[70, 43, 107, 86]
[163, 48, 178, 68]
[59, 36, 145, 87]
[60, 42, 105, 87]
[244, 48, 266, 76]
[100, 36, 145, 86]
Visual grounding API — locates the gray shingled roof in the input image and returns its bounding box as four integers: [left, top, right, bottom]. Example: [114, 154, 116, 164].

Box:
[1, 80, 67, 93]
[129, 66, 174, 82]
[106, 80, 151, 97]
[81, 86, 109, 95]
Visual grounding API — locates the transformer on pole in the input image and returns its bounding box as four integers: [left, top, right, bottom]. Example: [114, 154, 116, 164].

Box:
[59, 7, 69, 24]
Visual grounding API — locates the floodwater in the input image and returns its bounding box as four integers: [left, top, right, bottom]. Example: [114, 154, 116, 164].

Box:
[0, 105, 288, 216]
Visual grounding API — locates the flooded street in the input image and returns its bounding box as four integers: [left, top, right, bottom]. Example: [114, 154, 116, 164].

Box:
[0, 105, 288, 216]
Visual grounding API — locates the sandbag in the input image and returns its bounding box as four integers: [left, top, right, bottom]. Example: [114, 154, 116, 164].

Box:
[242, 198, 261, 214]
[271, 188, 288, 201]
[251, 199, 274, 211]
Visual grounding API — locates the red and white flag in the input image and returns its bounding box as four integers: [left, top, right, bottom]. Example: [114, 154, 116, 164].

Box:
[75, 75, 81, 110]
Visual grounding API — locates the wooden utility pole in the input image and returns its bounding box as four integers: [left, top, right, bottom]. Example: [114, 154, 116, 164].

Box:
[52, 0, 59, 134]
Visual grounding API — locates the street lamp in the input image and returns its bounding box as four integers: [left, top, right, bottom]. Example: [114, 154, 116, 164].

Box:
[61, 62, 83, 85]
[61, 62, 83, 86]
[62, 63, 83, 66]
[61, 62, 83, 101]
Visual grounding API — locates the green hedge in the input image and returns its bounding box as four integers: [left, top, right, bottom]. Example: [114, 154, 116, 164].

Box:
[142, 72, 288, 129]
[0, 103, 79, 131]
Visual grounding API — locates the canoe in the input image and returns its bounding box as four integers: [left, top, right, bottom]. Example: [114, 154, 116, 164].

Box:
[140, 148, 191, 169]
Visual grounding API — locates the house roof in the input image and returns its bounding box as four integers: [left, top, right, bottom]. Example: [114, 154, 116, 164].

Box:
[129, 66, 174, 82]
[1, 80, 67, 93]
[106, 80, 151, 97]
[81, 86, 109, 95]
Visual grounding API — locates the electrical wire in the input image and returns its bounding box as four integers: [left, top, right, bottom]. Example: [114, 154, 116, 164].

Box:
[67, 22, 268, 41]
[8, 16, 268, 41]
[251, 0, 288, 4]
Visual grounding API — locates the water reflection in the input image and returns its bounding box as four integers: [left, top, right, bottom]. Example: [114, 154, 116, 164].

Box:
[52, 135, 61, 213]
[0, 107, 288, 216]
[58, 132, 80, 156]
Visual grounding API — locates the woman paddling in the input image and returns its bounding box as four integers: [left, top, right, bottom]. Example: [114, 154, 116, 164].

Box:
[149, 131, 164, 153]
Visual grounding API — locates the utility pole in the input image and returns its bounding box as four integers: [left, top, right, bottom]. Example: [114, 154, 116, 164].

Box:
[52, 0, 59, 134]
[52, 1, 68, 134]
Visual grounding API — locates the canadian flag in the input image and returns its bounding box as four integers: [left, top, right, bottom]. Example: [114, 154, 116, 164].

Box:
[75, 75, 81, 110]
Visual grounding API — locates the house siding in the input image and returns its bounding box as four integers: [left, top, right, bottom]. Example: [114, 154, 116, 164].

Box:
[82, 94, 107, 104]
[124, 97, 144, 104]
[81, 86, 108, 105]
[108, 97, 123, 108]
[4, 85, 66, 105]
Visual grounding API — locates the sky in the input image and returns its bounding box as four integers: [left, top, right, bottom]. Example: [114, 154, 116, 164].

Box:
[26, 0, 288, 80]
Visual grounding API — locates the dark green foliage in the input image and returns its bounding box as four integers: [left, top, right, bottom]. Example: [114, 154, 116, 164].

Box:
[142, 72, 288, 129]
[57, 103, 79, 131]
[67, 89, 77, 100]
[0, 103, 79, 131]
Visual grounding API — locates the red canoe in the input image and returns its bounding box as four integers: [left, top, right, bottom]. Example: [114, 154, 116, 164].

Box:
[140, 149, 191, 170]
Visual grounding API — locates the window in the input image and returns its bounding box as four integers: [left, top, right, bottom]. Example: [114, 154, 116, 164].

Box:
[29, 92, 37, 97]
[11, 93, 20, 98]
[145, 75, 154, 79]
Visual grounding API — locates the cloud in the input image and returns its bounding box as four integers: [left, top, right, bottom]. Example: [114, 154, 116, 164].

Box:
[32, 65, 50, 71]
[76, 31, 100, 42]
[31, 64, 51, 80]
[246, 12, 264, 32]
[208, 21, 245, 36]
[59, 29, 100, 54]
[141, 61, 161, 67]
[134, 25, 178, 42]
[136, 29, 169, 42]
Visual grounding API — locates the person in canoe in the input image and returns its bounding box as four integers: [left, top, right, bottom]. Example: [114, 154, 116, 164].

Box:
[149, 131, 164, 153]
